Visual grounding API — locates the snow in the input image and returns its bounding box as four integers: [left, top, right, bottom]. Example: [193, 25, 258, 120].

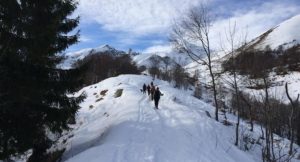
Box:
[183, 14, 300, 103]
[254, 14, 300, 50]
[15, 14, 299, 162]
[185, 55, 300, 104]
[133, 50, 193, 68]
[58, 44, 118, 69]
[59, 74, 260, 162]
[242, 72, 300, 104]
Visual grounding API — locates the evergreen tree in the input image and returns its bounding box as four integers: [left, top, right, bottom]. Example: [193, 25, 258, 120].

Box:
[0, 0, 84, 160]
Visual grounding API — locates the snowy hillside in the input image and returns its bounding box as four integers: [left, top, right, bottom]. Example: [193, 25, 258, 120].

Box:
[59, 45, 125, 69]
[133, 50, 193, 68]
[185, 56, 300, 104]
[55, 74, 264, 162]
[183, 14, 300, 103]
[247, 14, 300, 50]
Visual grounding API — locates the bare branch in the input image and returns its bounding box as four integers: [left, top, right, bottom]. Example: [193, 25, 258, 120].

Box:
[170, 3, 219, 121]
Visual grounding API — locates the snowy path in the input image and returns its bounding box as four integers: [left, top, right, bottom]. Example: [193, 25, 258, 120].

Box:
[61, 75, 257, 162]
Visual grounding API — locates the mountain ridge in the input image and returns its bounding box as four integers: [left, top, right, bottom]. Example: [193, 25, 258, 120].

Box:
[246, 14, 300, 50]
[59, 44, 126, 69]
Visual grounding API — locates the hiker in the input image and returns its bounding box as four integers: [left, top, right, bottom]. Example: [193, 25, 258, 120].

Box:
[150, 83, 155, 101]
[153, 87, 163, 109]
[142, 84, 147, 94]
[147, 85, 151, 96]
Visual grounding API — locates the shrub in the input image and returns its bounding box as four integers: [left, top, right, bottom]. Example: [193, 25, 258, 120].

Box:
[100, 89, 108, 96]
[43, 149, 66, 162]
[229, 91, 300, 145]
[114, 89, 123, 98]
[222, 45, 300, 78]
[96, 98, 103, 102]
[73, 54, 140, 86]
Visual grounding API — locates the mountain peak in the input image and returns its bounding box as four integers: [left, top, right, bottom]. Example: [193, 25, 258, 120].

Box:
[95, 44, 116, 52]
[59, 44, 125, 69]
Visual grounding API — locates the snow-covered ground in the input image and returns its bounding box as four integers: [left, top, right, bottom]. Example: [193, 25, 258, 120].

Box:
[40, 14, 300, 162]
[241, 71, 300, 104]
[185, 57, 300, 104]
[49, 74, 298, 162]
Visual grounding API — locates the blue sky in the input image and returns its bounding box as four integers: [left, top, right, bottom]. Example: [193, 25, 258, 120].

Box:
[67, 0, 300, 53]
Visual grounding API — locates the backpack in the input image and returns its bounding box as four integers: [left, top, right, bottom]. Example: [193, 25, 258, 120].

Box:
[151, 86, 155, 94]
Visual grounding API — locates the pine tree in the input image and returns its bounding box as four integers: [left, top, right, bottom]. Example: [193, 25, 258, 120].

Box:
[0, 0, 84, 160]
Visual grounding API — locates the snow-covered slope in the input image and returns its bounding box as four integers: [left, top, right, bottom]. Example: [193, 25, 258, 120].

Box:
[133, 50, 193, 68]
[185, 56, 300, 104]
[247, 14, 300, 50]
[57, 74, 261, 162]
[59, 45, 125, 69]
[184, 14, 300, 103]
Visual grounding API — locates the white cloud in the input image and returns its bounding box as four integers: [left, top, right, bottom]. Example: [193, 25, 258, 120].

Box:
[143, 44, 173, 53]
[79, 35, 92, 42]
[75, 0, 300, 52]
[144, 0, 300, 54]
[77, 0, 208, 35]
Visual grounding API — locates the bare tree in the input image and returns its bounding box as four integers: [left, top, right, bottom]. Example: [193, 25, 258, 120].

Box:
[221, 21, 248, 146]
[239, 92, 254, 132]
[285, 82, 300, 155]
[170, 5, 219, 121]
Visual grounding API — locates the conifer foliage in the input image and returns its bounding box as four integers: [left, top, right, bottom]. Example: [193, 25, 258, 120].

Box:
[0, 0, 84, 160]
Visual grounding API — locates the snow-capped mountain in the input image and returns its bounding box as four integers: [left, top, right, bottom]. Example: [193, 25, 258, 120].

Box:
[59, 43, 193, 71]
[246, 14, 300, 50]
[133, 49, 193, 69]
[59, 45, 126, 69]
[52, 74, 279, 162]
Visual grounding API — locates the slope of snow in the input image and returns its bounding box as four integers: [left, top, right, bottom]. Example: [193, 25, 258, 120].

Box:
[241, 72, 300, 104]
[56, 74, 266, 162]
[58, 45, 121, 69]
[133, 50, 193, 68]
[250, 14, 300, 50]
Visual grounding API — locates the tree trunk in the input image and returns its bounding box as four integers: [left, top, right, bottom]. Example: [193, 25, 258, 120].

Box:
[208, 58, 219, 121]
[285, 82, 299, 155]
[234, 73, 240, 146]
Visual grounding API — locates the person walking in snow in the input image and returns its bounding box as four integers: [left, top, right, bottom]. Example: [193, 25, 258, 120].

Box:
[150, 82, 155, 101]
[142, 83, 147, 94]
[147, 84, 151, 96]
[153, 87, 163, 109]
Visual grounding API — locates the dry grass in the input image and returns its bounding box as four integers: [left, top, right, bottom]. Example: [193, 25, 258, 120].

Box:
[96, 98, 103, 102]
[100, 89, 108, 96]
